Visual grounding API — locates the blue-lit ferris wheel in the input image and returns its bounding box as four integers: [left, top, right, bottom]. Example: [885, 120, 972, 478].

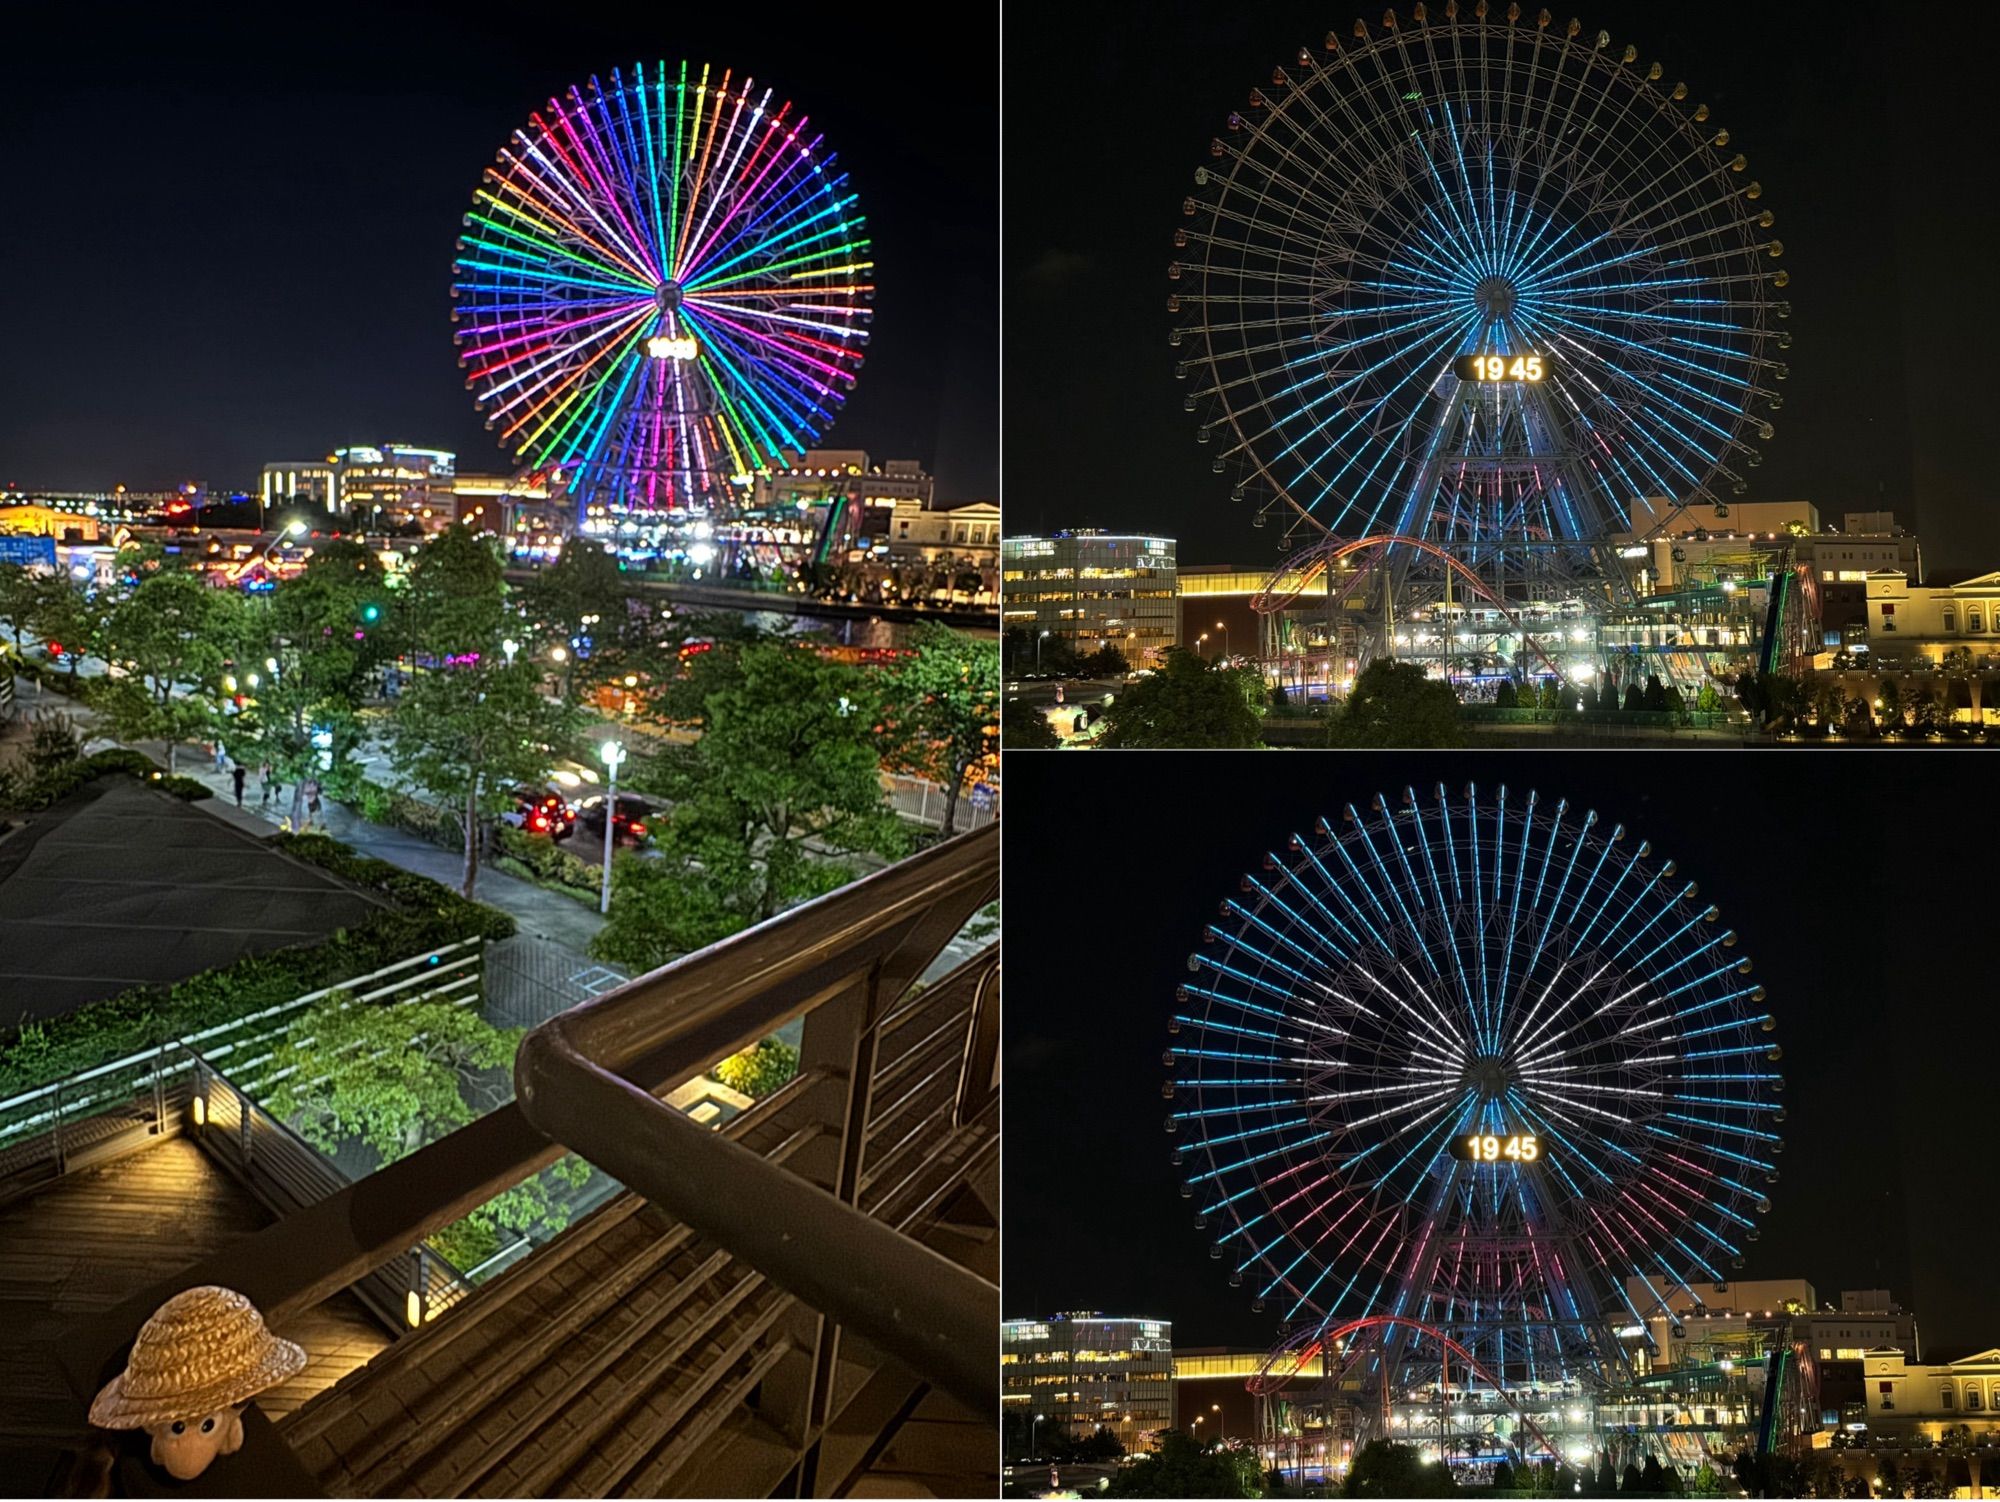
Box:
[1167, 785, 1782, 1434]
[1172, 8, 1791, 661]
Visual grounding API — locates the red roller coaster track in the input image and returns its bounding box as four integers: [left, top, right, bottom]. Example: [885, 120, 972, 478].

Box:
[1252, 1314, 1562, 1462]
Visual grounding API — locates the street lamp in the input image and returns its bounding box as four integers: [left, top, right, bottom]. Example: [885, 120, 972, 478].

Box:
[501, 638, 519, 667]
[597, 738, 626, 915]
[550, 645, 568, 664]
[1036, 628, 1050, 673]
[1032, 1413, 1046, 1458]
[1213, 1402, 1224, 1444]
[1198, 632, 1210, 660]
[1215, 621, 1230, 660]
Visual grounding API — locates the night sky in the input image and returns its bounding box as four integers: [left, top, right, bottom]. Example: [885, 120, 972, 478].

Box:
[0, 2, 996, 500]
[1002, 751, 1998, 1361]
[1004, 1, 1996, 575]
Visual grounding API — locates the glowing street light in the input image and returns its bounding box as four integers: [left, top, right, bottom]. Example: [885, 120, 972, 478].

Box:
[597, 738, 627, 915]
[501, 638, 519, 667]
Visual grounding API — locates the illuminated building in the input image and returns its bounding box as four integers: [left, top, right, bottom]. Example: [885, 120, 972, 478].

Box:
[1001, 531, 1178, 665]
[260, 446, 456, 525]
[1002, 1313, 1174, 1457]
[258, 461, 337, 513]
[0, 501, 103, 543]
[740, 451, 934, 560]
[1865, 570, 2000, 667]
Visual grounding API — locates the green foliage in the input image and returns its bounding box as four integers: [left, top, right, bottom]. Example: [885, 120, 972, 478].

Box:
[492, 823, 601, 894]
[155, 774, 214, 801]
[1695, 680, 1722, 714]
[1106, 1431, 1262, 1498]
[1099, 648, 1264, 748]
[25, 708, 83, 774]
[712, 1038, 800, 1099]
[882, 624, 998, 834]
[1001, 697, 1060, 749]
[1078, 642, 1129, 677]
[97, 568, 235, 769]
[1327, 659, 1465, 747]
[592, 834, 855, 974]
[1493, 680, 1519, 709]
[514, 540, 633, 699]
[1342, 1440, 1455, 1497]
[0, 830, 513, 1096]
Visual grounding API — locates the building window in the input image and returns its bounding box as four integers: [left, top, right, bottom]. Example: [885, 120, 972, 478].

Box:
[1942, 1388, 1954, 1409]
[1972, 612, 1986, 633]
[1968, 1389, 1984, 1411]
[1944, 611, 1957, 633]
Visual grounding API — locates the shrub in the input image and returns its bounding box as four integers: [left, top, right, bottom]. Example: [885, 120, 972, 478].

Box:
[154, 774, 214, 801]
[0, 831, 513, 1096]
[713, 1038, 800, 1099]
[493, 824, 601, 894]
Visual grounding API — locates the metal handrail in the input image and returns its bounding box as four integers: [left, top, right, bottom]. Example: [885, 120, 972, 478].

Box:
[513, 824, 999, 1413]
[63, 826, 999, 1417]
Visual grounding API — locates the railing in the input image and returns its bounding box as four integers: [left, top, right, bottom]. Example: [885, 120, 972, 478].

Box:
[57, 826, 1000, 1490]
[0, 939, 482, 1187]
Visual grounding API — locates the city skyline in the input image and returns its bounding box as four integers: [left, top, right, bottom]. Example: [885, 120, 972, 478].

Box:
[0, 1, 997, 502]
[1005, 0, 1998, 576]
[1004, 751, 1999, 1361]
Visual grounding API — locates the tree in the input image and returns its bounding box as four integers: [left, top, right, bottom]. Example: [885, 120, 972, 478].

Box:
[1002, 697, 1061, 749]
[1579, 683, 1601, 713]
[883, 624, 999, 836]
[1877, 676, 1903, 730]
[1099, 648, 1263, 747]
[514, 539, 631, 701]
[1079, 642, 1130, 677]
[1694, 680, 1722, 715]
[1537, 678, 1564, 715]
[0, 561, 39, 655]
[1106, 1430, 1261, 1498]
[97, 567, 234, 769]
[1326, 659, 1464, 747]
[1492, 1459, 1517, 1490]
[1597, 1454, 1619, 1495]
[1493, 680, 1518, 709]
[1342, 1439, 1455, 1497]
[1907, 684, 1946, 736]
[1640, 1455, 1674, 1494]
[26, 572, 100, 679]
[597, 642, 905, 972]
[233, 540, 395, 822]
[1642, 674, 1671, 713]
[380, 528, 578, 896]
[1623, 683, 1645, 713]
[1620, 1461, 1644, 1493]
[712, 1038, 800, 1099]
[264, 993, 590, 1273]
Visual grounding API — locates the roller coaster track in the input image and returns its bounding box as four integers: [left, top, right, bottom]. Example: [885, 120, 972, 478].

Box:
[1252, 1314, 1561, 1462]
[1250, 534, 1564, 679]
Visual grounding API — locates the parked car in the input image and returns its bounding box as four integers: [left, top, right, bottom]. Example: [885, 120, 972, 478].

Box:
[501, 787, 576, 838]
[575, 793, 658, 846]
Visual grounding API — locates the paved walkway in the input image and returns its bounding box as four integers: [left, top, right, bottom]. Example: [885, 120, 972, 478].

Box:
[7, 671, 607, 952]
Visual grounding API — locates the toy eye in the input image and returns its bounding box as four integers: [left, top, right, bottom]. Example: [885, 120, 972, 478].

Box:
[170, 1420, 186, 1435]
[201, 1417, 216, 1433]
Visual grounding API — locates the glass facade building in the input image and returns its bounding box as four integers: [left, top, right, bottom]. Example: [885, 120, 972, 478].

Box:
[1001, 531, 1178, 665]
[1001, 1313, 1175, 1456]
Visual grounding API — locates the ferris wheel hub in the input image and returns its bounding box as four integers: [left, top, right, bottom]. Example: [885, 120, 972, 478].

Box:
[654, 279, 686, 312]
[1464, 1054, 1517, 1097]
[1472, 275, 1518, 320]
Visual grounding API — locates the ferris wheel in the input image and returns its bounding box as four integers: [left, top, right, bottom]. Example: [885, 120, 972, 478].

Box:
[453, 62, 872, 519]
[1171, 7, 1789, 577]
[1166, 785, 1781, 1413]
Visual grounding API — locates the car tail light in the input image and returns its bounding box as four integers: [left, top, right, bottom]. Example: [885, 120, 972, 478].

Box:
[532, 815, 547, 830]
[630, 824, 647, 837]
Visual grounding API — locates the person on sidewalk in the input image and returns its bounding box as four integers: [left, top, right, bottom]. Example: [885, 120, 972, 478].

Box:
[231, 764, 247, 806]
[259, 762, 276, 806]
[211, 741, 228, 773]
[303, 776, 322, 831]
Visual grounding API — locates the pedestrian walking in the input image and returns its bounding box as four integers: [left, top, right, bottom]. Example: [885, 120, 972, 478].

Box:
[211, 742, 228, 773]
[304, 776, 323, 830]
[231, 764, 246, 806]
[259, 763, 275, 806]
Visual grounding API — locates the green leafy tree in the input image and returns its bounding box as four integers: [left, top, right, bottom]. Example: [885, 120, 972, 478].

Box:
[264, 993, 589, 1273]
[1642, 674, 1671, 712]
[26, 573, 101, 680]
[1538, 677, 1565, 715]
[515, 539, 631, 701]
[1492, 1459, 1517, 1490]
[1002, 697, 1060, 749]
[234, 539, 395, 821]
[1493, 680, 1519, 709]
[1877, 677, 1903, 730]
[1342, 1439, 1455, 1497]
[1695, 680, 1722, 715]
[97, 568, 234, 769]
[1328, 659, 1465, 747]
[1640, 1455, 1674, 1494]
[382, 527, 580, 897]
[0, 561, 39, 655]
[644, 611, 776, 727]
[1622, 683, 1645, 713]
[598, 642, 904, 971]
[1107, 1430, 1262, 1498]
[712, 1038, 800, 1099]
[1620, 1461, 1644, 1493]
[1079, 642, 1130, 677]
[1099, 647, 1263, 747]
[883, 624, 998, 835]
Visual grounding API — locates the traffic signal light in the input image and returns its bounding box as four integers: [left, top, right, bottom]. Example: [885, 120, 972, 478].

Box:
[361, 603, 381, 623]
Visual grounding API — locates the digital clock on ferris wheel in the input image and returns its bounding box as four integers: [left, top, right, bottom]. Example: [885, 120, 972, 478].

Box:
[1451, 1132, 1542, 1164]
[1452, 353, 1549, 383]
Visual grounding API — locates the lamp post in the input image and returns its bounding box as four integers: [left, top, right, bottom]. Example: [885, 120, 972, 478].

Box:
[1213, 1402, 1224, 1444]
[1036, 629, 1050, 673]
[1198, 632, 1210, 660]
[501, 638, 519, 668]
[1032, 1413, 1045, 1458]
[598, 738, 626, 914]
[1215, 621, 1230, 661]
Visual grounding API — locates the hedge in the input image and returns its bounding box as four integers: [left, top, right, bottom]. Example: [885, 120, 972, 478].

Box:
[493, 823, 602, 896]
[0, 747, 158, 814]
[0, 829, 515, 1098]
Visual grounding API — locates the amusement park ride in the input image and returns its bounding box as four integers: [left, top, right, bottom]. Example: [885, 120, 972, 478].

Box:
[1166, 784, 1788, 1477]
[1173, 6, 1804, 696]
[452, 62, 873, 566]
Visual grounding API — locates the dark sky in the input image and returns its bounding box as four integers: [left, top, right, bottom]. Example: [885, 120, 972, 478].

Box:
[0, 2, 996, 500]
[1004, 1, 1995, 575]
[1003, 750, 1996, 1361]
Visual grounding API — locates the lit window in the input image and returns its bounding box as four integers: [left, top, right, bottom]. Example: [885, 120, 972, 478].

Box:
[1969, 1389, 1984, 1411]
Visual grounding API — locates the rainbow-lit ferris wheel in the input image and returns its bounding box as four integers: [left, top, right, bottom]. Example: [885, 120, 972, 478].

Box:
[453, 62, 872, 520]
